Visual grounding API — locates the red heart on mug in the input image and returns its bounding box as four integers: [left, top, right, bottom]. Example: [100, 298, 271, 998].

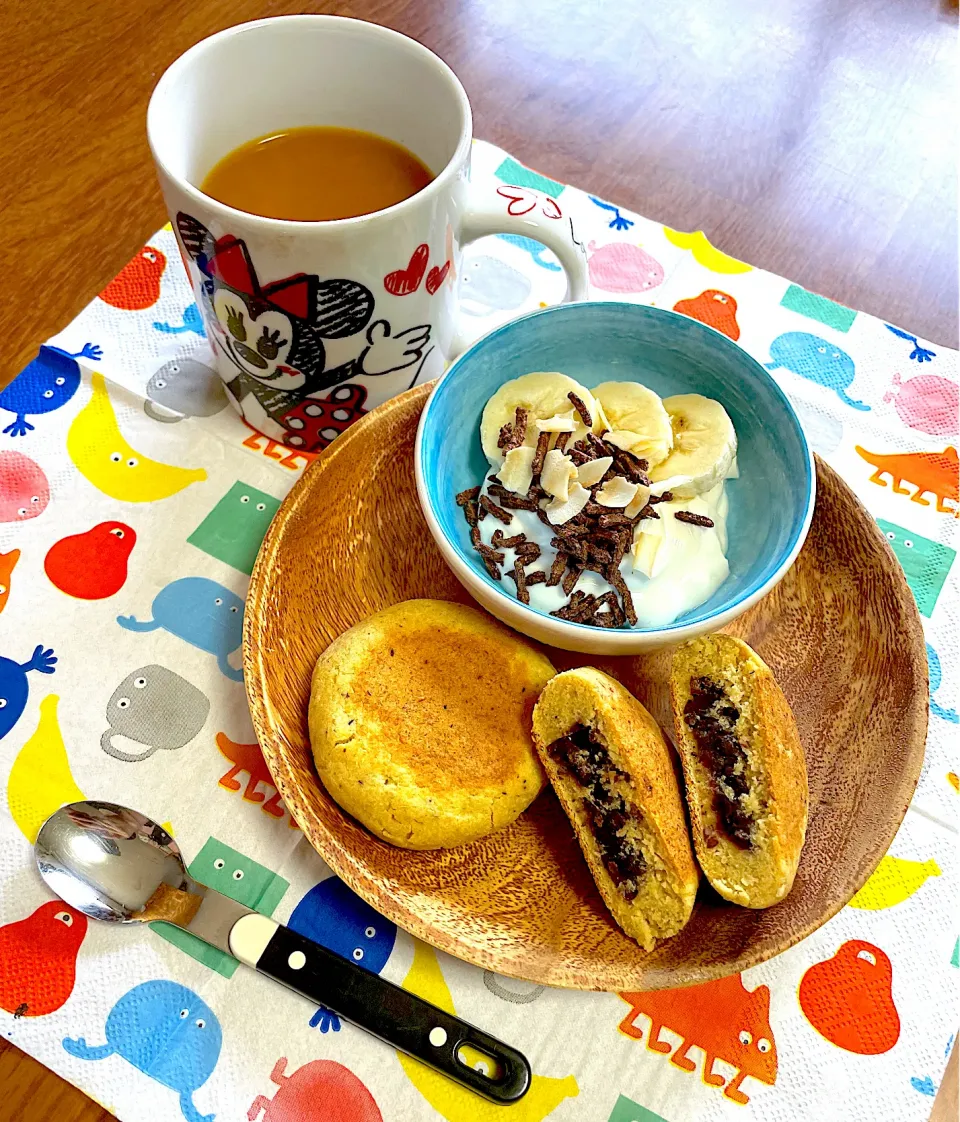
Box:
[425, 260, 451, 294]
[384, 243, 429, 295]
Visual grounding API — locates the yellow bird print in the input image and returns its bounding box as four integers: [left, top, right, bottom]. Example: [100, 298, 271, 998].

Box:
[67, 372, 206, 501]
[7, 695, 85, 843]
[849, 854, 941, 910]
[398, 940, 578, 1122]
[662, 228, 752, 274]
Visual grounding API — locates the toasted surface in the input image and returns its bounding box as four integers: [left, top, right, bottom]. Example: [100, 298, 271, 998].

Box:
[532, 666, 699, 951]
[670, 634, 808, 908]
[309, 599, 554, 849]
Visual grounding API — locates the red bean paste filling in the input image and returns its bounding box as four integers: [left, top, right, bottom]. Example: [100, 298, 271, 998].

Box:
[683, 677, 755, 848]
[547, 724, 647, 901]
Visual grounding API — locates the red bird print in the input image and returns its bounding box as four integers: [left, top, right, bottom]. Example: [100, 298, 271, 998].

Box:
[0, 901, 87, 1017]
[99, 246, 167, 311]
[673, 289, 741, 341]
[44, 521, 136, 600]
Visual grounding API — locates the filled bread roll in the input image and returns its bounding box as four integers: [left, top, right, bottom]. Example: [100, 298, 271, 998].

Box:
[670, 634, 808, 908]
[532, 666, 699, 951]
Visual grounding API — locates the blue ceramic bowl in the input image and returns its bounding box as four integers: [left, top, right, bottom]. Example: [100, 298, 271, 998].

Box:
[415, 302, 815, 653]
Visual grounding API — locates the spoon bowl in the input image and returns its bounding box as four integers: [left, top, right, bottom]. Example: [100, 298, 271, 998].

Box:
[35, 800, 196, 923]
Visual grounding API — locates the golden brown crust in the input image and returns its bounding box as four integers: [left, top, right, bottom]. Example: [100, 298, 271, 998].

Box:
[532, 667, 699, 950]
[309, 600, 554, 849]
[670, 634, 808, 908]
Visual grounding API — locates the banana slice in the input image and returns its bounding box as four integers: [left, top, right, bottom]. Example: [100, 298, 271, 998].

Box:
[592, 381, 673, 467]
[648, 394, 737, 498]
[480, 372, 600, 464]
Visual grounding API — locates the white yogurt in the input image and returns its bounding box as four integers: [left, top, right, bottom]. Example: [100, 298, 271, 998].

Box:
[478, 480, 730, 628]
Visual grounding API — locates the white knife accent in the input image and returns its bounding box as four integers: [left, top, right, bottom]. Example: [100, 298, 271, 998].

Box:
[228, 912, 279, 967]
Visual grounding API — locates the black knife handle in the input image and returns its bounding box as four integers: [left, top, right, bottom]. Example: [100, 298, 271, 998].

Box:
[239, 917, 531, 1104]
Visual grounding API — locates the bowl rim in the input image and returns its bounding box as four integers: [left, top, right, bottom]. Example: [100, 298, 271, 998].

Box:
[415, 301, 817, 647]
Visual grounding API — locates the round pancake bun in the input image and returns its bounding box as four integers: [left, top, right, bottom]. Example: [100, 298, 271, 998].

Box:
[309, 599, 556, 849]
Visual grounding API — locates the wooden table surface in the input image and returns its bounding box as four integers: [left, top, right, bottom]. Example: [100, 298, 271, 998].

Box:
[0, 0, 956, 1118]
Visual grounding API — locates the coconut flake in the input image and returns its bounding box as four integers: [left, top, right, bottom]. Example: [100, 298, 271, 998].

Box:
[498, 445, 536, 495]
[631, 516, 667, 577]
[596, 476, 640, 508]
[536, 409, 578, 433]
[574, 456, 613, 488]
[623, 483, 652, 519]
[632, 532, 664, 577]
[726, 455, 740, 479]
[545, 482, 591, 525]
[540, 449, 577, 502]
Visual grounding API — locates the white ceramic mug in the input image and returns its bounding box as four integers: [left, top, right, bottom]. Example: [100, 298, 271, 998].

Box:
[147, 15, 589, 451]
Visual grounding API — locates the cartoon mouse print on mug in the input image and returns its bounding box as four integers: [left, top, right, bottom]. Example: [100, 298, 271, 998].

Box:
[175, 213, 431, 449]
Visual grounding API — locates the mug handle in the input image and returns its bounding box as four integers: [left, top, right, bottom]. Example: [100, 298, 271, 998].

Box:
[452, 181, 590, 356]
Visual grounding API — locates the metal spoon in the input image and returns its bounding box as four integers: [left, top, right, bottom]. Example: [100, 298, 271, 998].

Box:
[35, 800, 530, 1104]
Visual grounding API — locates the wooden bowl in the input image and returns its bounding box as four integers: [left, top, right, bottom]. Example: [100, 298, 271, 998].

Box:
[244, 383, 928, 991]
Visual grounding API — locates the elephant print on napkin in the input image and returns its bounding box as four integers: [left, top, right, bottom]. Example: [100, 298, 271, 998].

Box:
[63, 979, 221, 1122]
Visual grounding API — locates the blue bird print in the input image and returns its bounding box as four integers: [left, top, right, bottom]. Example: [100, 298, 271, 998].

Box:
[0, 645, 57, 740]
[927, 642, 958, 724]
[153, 303, 206, 337]
[0, 343, 101, 437]
[885, 324, 936, 363]
[288, 877, 397, 1032]
[588, 195, 635, 231]
[495, 234, 563, 271]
